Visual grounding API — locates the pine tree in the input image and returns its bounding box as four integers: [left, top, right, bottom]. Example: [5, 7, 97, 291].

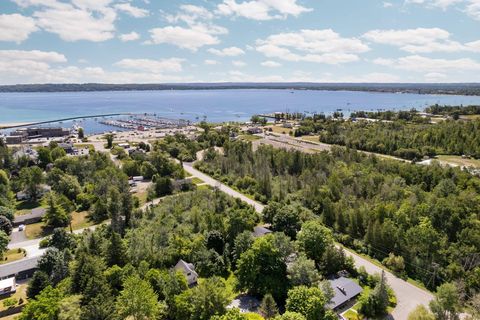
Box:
[106, 232, 127, 267]
[260, 293, 279, 319]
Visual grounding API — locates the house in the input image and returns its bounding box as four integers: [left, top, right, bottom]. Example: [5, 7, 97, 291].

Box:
[247, 127, 263, 134]
[132, 176, 144, 182]
[328, 277, 363, 311]
[16, 184, 51, 201]
[174, 259, 198, 286]
[58, 143, 74, 154]
[0, 256, 40, 280]
[0, 278, 16, 296]
[13, 207, 46, 227]
[252, 226, 272, 238]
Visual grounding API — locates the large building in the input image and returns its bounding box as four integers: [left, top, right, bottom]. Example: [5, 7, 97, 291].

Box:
[6, 127, 70, 144]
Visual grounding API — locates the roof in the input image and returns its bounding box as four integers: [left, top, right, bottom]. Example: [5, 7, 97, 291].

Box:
[0, 256, 40, 279]
[174, 259, 198, 277]
[328, 277, 363, 309]
[14, 208, 46, 224]
[253, 226, 272, 237]
[0, 277, 15, 290]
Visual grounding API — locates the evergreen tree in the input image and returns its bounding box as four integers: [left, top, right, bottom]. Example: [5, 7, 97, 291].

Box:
[106, 231, 127, 267]
[260, 293, 279, 319]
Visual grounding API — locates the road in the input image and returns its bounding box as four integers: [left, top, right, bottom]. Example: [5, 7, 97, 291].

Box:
[182, 162, 265, 213]
[183, 161, 433, 320]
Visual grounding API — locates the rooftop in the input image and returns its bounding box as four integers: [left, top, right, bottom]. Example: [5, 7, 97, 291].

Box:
[328, 277, 363, 310]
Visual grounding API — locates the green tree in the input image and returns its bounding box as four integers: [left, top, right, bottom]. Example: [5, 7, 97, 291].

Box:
[43, 192, 70, 228]
[106, 232, 127, 267]
[211, 308, 248, 320]
[20, 166, 44, 199]
[27, 271, 51, 299]
[429, 283, 460, 320]
[51, 147, 66, 161]
[37, 147, 53, 168]
[285, 286, 327, 320]
[359, 271, 390, 318]
[0, 230, 9, 259]
[155, 176, 173, 197]
[105, 134, 114, 149]
[78, 127, 84, 139]
[58, 295, 82, 320]
[260, 293, 279, 319]
[296, 220, 333, 264]
[236, 235, 288, 301]
[408, 305, 435, 320]
[20, 286, 63, 320]
[0, 215, 12, 235]
[49, 228, 76, 251]
[116, 274, 160, 320]
[273, 312, 306, 320]
[287, 254, 320, 287]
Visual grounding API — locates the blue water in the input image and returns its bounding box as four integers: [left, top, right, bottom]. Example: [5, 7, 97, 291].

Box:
[1, 89, 480, 134]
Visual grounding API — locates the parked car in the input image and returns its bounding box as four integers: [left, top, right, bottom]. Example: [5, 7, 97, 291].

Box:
[18, 224, 25, 231]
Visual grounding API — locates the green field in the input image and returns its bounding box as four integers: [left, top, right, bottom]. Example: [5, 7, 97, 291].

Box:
[437, 155, 480, 168]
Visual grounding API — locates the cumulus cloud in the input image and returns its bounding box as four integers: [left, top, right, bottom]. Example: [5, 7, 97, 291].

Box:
[261, 60, 282, 67]
[114, 3, 148, 18]
[208, 47, 245, 56]
[119, 31, 140, 42]
[114, 58, 184, 73]
[373, 55, 480, 72]
[256, 29, 369, 64]
[204, 59, 219, 65]
[0, 14, 38, 43]
[217, 0, 312, 20]
[405, 0, 480, 20]
[13, 0, 117, 42]
[0, 49, 189, 84]
[148, 5, 227, 51]
[232, 60, 246, 67]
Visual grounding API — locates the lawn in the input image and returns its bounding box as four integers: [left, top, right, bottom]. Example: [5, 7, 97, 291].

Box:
[0, 249, 26, 265]
[343, 309, 361, 320]
[437, 155, 480, 168]
[15, 200, 42, 216]
[300, 135, 321, 143]
[267, 125, 294, 135]
[25, 211, 94, 239]
[239, 134, 262, 142]
[0, 282, 28, 313]
[134, 190, 149, 206]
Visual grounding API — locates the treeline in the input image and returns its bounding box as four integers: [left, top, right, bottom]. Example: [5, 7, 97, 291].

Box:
[350, 109, 428, 123]
[318, 119, 480, 160]
[426, 104, 480, 116]
[197, 141, 480, 306]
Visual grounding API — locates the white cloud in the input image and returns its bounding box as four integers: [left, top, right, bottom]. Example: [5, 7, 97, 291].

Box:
[208, 46, 245, 56]
[405, 0, 463, 10]
[232, 60, 246, 67]
[256, 29, 369, 64]
[364, 27, 480, 53]
[0, 50, 67, 63]
[15, 0, 117, 42]
[0, 50, 189, 84]
[383, 2, 394, 7]
[405, 0, 480, 20]
[424, 72, 447, 81]
[119, 31, 140, 42]
[114, 3, 148, 18]
[465, 0, 480, 19]
[147, 26, 223, 51]
[204, 59, 219, 65]
[0, 14, 38, 43]
[373, 55, 480, 72]
[261, 60, 282, 67]
[148, 5, 227, 51]
[217, 0, 312, 20]
[114, 58, 184, 73]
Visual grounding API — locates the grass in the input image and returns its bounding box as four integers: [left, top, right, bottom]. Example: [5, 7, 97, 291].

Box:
[0, 249, 26, 265]
[25, 211, 94, 240]
[238, 134, 261, 142]
[436, 155, 480, 168]
[15, 200, 42, 216]
[190, 177, 204, 185]
[343, 309, 361, 320]
[459, 114, 480, 120]
[73, 143, 95, 152]
[266, 125, 294, 135]
[134, 190, 149, 206]
[300, 135, 321, 143]
[0, 283, 28, 313]
[197, 185, 212, 191]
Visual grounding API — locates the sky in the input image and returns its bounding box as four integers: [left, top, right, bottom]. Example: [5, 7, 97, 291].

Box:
[0, 0, 480, 84]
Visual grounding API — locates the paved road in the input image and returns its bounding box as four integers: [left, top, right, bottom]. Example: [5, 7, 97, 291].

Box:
[182, 162, 265, 213]
[184, 161, 433, 320]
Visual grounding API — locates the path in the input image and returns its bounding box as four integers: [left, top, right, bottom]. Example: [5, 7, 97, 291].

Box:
[183, 161, 433, 320]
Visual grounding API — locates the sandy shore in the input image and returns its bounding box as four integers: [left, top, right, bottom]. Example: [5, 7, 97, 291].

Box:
[0, 122, 33, 128]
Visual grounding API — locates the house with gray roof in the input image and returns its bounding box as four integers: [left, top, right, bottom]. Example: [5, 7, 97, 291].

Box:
[328, 277, 363, 310]
[174, 259, 198, 286]
[252, 226, 272, 237]
[0, 256, 40, 280]
[13, 207, 46, 227]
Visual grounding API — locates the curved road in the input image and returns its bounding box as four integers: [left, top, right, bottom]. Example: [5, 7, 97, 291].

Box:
[183, 161, 433, 320]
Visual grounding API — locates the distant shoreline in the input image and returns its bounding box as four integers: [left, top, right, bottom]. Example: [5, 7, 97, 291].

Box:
[1, 83, 480, 96]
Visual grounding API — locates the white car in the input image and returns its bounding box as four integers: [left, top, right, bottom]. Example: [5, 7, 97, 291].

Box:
[18, 224, 25, 231]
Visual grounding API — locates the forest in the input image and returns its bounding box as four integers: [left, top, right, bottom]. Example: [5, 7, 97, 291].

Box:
[294, 117, 480, 160]
[196, 141, 480, 311]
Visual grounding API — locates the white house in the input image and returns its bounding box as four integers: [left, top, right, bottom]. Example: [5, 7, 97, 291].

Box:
[174, 259, 198, 286]
[0, 277, 16, 296]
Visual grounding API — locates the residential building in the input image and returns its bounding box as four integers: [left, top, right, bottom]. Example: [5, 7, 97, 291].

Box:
[328, 277, 363, 310]
[252, 226, 272, 237]
[0, 277, 16, 296]
[13, 207, 46, 227]
[174, 259, 198, 286]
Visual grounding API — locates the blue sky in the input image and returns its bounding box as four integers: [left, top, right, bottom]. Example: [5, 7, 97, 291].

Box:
[0, 0, 480, 84]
